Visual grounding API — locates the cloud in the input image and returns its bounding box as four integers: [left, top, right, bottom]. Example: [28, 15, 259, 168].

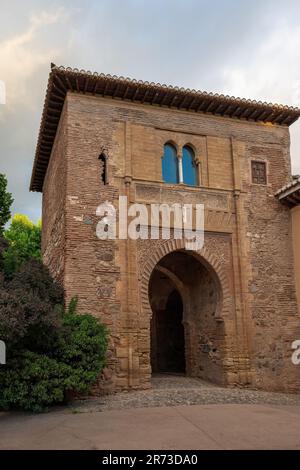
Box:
[0, 7, 71, 111]
[220, 18, 300, 174]
[1, 0, 300, 222]
[0, 5, 78, 222]
[221, 20, 300, 105]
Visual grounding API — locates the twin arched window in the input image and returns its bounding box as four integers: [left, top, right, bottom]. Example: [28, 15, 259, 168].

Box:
[162, 143, 198, 186]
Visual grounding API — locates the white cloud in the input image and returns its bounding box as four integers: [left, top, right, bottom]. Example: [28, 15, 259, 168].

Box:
[222, 21, 300, 105]
[220, 19, 300, 174]
[0, 7, 71, 111]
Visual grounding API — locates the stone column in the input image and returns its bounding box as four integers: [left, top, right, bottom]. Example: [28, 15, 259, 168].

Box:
[178, 150, 183, 184]
[195, 157, 201, 186]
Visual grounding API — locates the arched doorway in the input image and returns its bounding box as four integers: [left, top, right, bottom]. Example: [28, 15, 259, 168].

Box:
[148, 249, 225, 383]
[151, 286, 185, 374]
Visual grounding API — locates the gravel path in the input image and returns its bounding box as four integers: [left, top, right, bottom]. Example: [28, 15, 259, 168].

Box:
[69, 374, 300, 413]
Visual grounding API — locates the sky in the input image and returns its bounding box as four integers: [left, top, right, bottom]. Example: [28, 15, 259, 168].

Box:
[1, 0, 300, 222]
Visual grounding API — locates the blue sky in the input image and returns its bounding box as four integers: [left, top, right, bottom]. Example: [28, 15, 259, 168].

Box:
[1, 0, 300, 222]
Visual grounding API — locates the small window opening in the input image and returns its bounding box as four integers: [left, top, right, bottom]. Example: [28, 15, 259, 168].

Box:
[251, 160, 267, 185]
[99, 151, 108, 185]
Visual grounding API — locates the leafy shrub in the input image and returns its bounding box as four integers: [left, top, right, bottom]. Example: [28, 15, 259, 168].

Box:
[0, 351, 71, 412]
[53, 310, 108, 391]
[0, 260, 63, 349]
[0, 291, 108, 412]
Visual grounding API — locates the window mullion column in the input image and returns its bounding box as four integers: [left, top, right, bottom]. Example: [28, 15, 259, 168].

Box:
[178, 151, 183, 184]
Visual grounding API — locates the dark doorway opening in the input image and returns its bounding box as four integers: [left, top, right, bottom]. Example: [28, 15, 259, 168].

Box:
[151, 289, 185, 374]
[149, 249, 223, 383]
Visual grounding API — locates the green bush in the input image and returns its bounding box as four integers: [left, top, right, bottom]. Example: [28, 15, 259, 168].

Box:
[0, 310, 108, 411]
[53, 311, 108, 390]
[0, 351, 71, 412]
[0, 260, 63, 349]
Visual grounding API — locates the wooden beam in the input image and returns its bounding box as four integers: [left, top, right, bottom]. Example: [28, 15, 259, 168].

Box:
[151, 91, 160, 105]
[122, 85, 131, 100]
[262, 110, 275, 122]
[255, 109, 270, 121]
[51, 93, 65, 102]
[48, 99, 63, 107]
[43, 133, 55, 139]
[281, 114, 293, 125]
[52, 83, 65, 98]
[113, 83, 121, 98]
[102, 80, 110, 97]
[65, 76, 74, 92]
[231, 106, 243, 118]
[286, 196, 298, 207]
[248, 108, 260, 120]
[186, 96, 198, 111]
[45, 115, 59, 123]
[92, 79, 99, 95]
[196, 99, 209, 112]
[83, 77, 90, 93]
[44, 122, 58, 129]
[141, 88, 150, 104]
[239, 107, 252, 119]
[219, 103, 232, 115]
[131, 86, 140, 101]
[169, 94, 179, 107]
[47, 107, 61, 115]
[205, 100, 217, 113]
[177, 94, 187, 109]
[53, 74, 67, 92]
[273, 112, 286, 124]
[291, 191, 300, 202]
[160, 91, 170, 106]
[215, 103, 225, 114]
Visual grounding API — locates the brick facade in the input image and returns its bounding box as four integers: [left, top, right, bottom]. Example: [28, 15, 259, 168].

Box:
[40, 89, 300, 393]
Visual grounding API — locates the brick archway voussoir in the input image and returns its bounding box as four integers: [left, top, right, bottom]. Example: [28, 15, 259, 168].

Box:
[140, 239, 231, 320]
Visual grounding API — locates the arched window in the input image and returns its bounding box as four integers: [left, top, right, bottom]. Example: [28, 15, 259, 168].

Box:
[162, 143, 179, 184]
[182, 146, 197, 186]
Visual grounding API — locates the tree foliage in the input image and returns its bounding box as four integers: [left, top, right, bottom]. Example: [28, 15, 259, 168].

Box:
[0, 259, 63, 349]
[2, 214, 41, 276]
[0, 173, 13, 236]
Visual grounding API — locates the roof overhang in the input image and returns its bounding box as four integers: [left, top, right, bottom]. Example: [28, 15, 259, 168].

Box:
[276, 177, 300, 208]
[30, 64, 300, 192]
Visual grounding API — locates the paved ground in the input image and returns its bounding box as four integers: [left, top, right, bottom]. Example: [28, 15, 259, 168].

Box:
[1, 375, 300, 450]
[72, 375, 300, 412]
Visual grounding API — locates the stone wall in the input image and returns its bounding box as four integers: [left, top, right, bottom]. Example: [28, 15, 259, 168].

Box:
[292, 206, 300, 311]
[42, 101, 68, 286]
[241, 143, 300, 391]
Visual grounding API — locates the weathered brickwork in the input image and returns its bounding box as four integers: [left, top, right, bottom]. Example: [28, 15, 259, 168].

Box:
[41, 91, 300, 393]
[42, 102, 68, 286]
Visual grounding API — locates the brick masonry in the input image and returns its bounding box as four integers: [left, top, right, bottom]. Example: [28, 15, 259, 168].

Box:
[41, 91, 300, 393]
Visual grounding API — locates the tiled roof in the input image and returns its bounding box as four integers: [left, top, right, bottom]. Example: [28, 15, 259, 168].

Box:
[276, 176, 300, 207]
[30, 64, 300, 192]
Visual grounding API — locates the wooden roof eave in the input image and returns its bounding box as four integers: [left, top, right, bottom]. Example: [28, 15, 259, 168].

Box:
[30, 64, 300, 192]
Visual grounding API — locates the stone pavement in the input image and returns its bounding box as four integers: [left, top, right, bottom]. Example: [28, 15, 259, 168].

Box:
[1, 375, 300, 450]
[73, 374, 300, 412]
[1, 403, 300, 450]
